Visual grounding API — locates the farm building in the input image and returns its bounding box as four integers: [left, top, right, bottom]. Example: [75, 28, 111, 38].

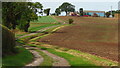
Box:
[68, 12, 79, 16]
[84, 11, 105, 17]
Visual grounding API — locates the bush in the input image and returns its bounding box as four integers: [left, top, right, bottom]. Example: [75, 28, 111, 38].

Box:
[2, 25, 17, 57]
[68, 19, 74, 24]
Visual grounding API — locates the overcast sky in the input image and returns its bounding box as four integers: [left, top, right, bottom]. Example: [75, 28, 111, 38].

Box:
[31, 0, 119, 2]
[31, 0, 119, 15]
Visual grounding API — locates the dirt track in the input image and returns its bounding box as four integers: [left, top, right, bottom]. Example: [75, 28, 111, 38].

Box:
[38, 16, 118, 61]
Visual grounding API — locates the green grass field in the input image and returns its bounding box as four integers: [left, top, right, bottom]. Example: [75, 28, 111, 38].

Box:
[29, 24, 60, 32]
[2, 47, 33, 67]
[31, 16, 57, 23]
[15, 16, 60, 37]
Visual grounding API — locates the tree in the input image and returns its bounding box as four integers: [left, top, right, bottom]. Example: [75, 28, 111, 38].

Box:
[55, 8, 61, 16]
[59, 2, 75, 16]
[2, 2, 43, 32]
[44, 8, 50, 16]
[116, 10, 120, 13]
[79, 8, 83, 16]
[39, 9, 44, 16]
[105, 12, 111, 18]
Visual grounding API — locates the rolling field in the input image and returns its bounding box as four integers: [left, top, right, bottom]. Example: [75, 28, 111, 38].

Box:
[31, 16, 57, 23]
[39, 16, 118, 61]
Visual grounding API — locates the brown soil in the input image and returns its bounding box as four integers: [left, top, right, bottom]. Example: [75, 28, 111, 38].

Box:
[38, 16, 118, 61]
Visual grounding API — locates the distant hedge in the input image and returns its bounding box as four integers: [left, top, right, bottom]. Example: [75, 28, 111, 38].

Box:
[2, 25, 16, 57]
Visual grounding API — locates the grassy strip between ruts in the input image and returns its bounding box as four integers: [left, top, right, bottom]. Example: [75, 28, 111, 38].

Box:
[2, 47, 33, 67]
[35, 50, 53, 66]
[21, 44, 53, 67]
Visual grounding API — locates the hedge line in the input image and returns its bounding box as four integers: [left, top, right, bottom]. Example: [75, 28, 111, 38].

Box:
[1, 25, 16, 57]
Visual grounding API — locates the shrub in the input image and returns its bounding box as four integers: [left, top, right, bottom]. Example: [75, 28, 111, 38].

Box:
[2, 25, 17, 57]
[68, 19, 74, 24]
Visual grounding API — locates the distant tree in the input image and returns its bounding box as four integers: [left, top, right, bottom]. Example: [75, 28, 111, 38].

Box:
[112, 11, 116, 17]
[44, 8, 50, 16]
[55, 8, 61, 16]
[51, 13, 56, 16]
[59, 2, 75, 16]
[105, 12, 111, 18]
[39, 9, 43, 16]
[116, 10, 120, 13]
[108, 11, 116, 17]
[79, 8, 83, 16]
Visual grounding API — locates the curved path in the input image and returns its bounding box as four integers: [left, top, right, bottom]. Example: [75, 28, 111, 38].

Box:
[22, 45, 70, 67]
[22, 46, 44, 68]
[18, 24, 70, 67]
[18, 25, 60, 39]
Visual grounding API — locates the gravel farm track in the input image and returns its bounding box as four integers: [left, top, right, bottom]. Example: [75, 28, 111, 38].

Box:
[38, 16, 118, 61]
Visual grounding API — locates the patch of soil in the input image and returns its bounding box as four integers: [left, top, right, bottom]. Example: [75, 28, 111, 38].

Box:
[39, 17, 118, 61]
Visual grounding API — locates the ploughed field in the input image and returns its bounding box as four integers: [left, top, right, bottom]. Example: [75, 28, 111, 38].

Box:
[38, 16, 118, 61]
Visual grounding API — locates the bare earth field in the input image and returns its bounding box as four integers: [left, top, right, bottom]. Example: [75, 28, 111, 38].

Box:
[38, 16, 118, 61]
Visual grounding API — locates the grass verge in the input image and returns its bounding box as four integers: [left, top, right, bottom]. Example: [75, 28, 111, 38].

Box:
[67, 50, 118, 66]
[2, 47, 33, 67]
[46, 48, 98, 67]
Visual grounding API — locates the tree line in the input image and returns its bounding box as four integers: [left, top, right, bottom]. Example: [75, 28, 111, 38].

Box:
[2, 2, 75, 32]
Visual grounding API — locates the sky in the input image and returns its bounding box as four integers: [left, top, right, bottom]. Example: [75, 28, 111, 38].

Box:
[31, 0, 119, 2]
[30, 0, 119, 15]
